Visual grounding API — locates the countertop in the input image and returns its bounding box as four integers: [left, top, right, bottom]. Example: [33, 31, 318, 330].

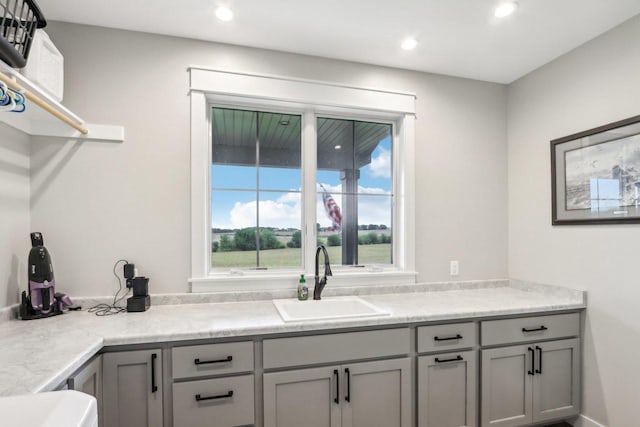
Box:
[0, 280, 585, 397]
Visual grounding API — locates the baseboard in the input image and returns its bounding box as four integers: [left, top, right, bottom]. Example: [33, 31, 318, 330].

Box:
[570, 414, 607, 427]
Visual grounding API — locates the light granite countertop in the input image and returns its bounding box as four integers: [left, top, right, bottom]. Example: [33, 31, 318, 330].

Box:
[0, 280, 585, 397]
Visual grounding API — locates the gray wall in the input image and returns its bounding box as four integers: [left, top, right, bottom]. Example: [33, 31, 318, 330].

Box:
[508, 15, 640, 427]
[21, 22, 508, 298]
[0, 124, 30, 308]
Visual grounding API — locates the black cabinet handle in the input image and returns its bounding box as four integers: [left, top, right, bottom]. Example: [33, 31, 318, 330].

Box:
[344, 368, 351, 402]
[527, 347, 534, 375]
[151, 353, 158, 393]
[522, 326, 548, 333]
[333, 369, 339, 404]
[434, 334, 463, 341]
[195, 391, 234, 401]
[194, 356, 233, 365]
[435, 355, 463, 363]
[535, 346, 542, 374]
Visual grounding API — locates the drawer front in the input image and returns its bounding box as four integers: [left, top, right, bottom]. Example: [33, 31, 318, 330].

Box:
[481, 313, 579, 346]
[172, 341, 253, 379]
[417, 322, 476, 353]
[263, 328, 410, 369]
[173, 374, 254, 427]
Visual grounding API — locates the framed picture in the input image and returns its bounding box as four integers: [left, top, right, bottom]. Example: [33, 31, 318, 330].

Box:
[551, 115, 640, 225]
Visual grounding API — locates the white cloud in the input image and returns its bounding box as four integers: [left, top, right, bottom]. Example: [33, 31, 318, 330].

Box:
[228, 198, 301, 229]
[367, 147, 391, 179]
[214, 185, 391, 230]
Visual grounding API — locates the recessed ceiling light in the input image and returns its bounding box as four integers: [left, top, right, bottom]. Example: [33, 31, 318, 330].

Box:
[279, 120, 290, 126]
[215, 6, 234, 21]
[401, 38, 418, 51]
[334, 145, 342, 150]
[494, 2, 518, 18]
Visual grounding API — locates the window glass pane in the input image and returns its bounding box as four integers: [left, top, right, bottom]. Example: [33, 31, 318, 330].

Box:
[317, 193, 392, 266]
[211, 190, 257, 268]
[357, 195, 392, 265]
[318, 228, 344, 265]
[257, 191, 302, 268]
[211, 108, 302, 270]
[317, 117, 393, 266]
[212, 108, 256, 190]
[258, 112, 302, 191]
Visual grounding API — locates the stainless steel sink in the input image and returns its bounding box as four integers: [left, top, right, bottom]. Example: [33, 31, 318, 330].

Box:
[272, 296, 389, 322]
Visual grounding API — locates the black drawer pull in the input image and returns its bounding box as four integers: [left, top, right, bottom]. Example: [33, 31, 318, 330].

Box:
[344, 368, 351, 402]
[522, 326, 548, 333]
[194, 356, 233, 365]
[535, 346, 542, 374]
[333, 369, 339, 404]
[434, 334, 463, 341]
[195, 391, 234, 401]
[527, 347, 535, 375]
[435, 355, 463, 363]
[151, 353, 158, 393]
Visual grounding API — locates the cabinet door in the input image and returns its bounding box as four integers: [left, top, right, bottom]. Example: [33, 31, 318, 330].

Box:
[341, 358, 412, 427]
[103, 349, 163, 427]
[532, 338, 580, 423]
[68, 355, 103, 426]
[418, 350, 476, 427]
[264, 366, 341, 427]
[481, 345, 533, 427]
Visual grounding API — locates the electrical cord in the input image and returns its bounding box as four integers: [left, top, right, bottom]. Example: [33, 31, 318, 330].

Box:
[88, 259, 130, 316]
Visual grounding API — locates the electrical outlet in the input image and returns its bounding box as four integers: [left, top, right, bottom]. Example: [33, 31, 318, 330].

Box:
[450, 260, 459, 276]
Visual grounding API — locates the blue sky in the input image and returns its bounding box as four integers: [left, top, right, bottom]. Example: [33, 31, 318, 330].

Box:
[211, 137, 392, 229]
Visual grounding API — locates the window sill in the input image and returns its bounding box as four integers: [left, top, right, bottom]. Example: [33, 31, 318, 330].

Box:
[189, 270, 417, 293]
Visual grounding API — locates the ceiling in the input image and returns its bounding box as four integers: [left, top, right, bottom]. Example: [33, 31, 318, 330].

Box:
[211, 108, 390, 170]
[38, 0, 640, 83]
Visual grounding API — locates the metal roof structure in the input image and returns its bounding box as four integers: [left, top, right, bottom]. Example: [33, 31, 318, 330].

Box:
[211, 108, 390, 171]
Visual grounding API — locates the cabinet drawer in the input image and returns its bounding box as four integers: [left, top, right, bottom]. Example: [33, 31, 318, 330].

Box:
[173, 374, 254, 427]
[172, 341, 253, 379]
[481, 313, 579, 346]
[417, 322, 476, 353]
[263, 328, 410, 369]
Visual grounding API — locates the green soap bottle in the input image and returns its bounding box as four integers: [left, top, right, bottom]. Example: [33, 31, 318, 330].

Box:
[297, 274, 309, 301]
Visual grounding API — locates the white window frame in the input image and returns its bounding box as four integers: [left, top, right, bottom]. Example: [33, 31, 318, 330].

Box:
[189, 66, 416, 292]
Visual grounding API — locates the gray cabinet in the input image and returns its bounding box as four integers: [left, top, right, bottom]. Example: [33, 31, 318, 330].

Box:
[481, 338, 579, 427]
[68, 355, 103, 426]
[532, 338, 580, 423]
[103, 349, 163, 427]
[418, 350, 477, 427]
[481, 344, 532, 427]
[264, 366, 341, 427]
[264, 358, 411, 427]
[342, 358, 411, 427]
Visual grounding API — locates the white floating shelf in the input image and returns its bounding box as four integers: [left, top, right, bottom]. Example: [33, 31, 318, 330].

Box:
[0, 62, 124, 142]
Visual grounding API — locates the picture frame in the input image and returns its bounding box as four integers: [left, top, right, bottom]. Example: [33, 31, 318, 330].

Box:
[551, 114, 640, 225]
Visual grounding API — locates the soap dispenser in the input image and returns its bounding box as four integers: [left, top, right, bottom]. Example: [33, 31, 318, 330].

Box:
[297, 274, 309, 301]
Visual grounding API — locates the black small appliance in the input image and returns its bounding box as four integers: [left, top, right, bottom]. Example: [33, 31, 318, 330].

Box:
[127, 276, 150, 312]
[20, 232, 73, 320]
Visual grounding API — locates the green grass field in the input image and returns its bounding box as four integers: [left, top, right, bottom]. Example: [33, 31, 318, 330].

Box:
[211, 244, 391, 268]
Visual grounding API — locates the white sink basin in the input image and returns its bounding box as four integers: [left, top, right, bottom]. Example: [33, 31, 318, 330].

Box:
[273, 296, 389, 322]
[0, 391, 98, 427]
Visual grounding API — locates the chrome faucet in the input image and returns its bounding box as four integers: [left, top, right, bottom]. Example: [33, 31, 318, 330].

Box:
[313, 245, 332, 300]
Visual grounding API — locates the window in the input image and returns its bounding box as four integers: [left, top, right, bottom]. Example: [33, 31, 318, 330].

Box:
[189, 67, 416, 290]
[316, 118, 393, 266]
[211, 108, 302, 269]
[209, 109, 394, 272]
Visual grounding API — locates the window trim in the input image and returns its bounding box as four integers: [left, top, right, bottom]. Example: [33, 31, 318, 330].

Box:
[189, 67, 416, 291]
